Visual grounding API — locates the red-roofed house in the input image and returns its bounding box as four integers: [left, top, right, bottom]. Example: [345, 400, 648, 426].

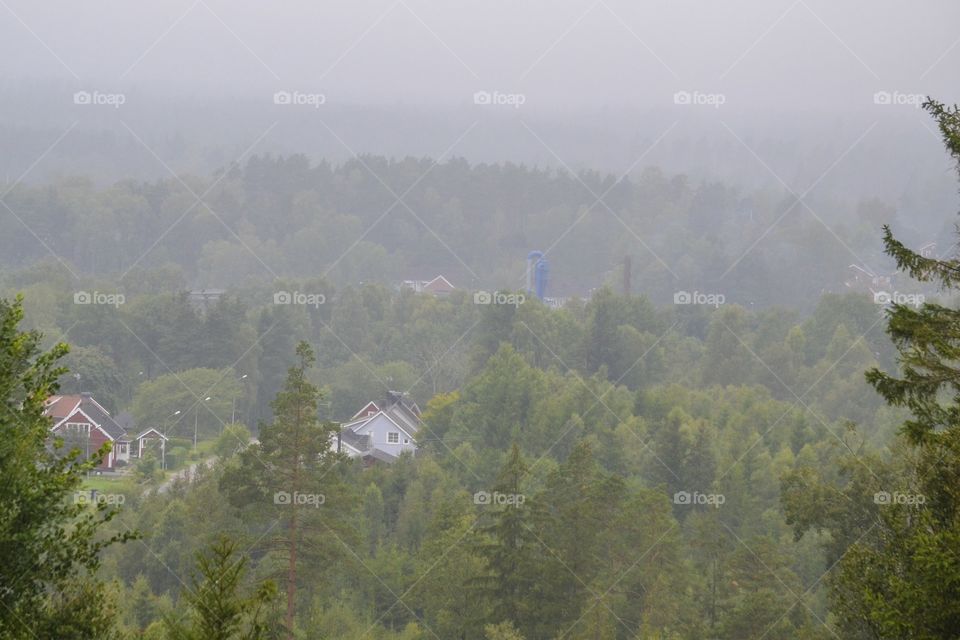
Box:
[45, 393, 156, 471]
[401, 275, 456, 297]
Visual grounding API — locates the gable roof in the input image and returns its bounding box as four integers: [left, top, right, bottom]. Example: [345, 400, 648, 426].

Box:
[52, 407, 117, 442]
[422, 275, 455, 293]
[45, 395, 82, 420]
[401, 275, 456, 296]
[351, 401, 380, 420]
[45, 394, 127, 441]
[349, 411, 418, 441]
[136, 427, 168, 441]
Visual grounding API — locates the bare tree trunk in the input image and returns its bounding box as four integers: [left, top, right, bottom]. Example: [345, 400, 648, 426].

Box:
[285, 398, 305, 638]
[285, 496, 298, 639]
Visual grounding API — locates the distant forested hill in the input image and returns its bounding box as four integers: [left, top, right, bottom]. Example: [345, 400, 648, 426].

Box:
[0, 153, 942, 310]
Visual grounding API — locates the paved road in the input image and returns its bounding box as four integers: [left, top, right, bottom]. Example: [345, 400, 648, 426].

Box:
[156, 456, 217, 494]
[154, 438, 257, 494]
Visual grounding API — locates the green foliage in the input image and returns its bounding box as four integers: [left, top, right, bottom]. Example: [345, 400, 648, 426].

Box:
[164, 536, 278, 640]
[786, 100, 960, 639]
[221, 341, 356, 637]
[3, 131, 948, 637]
[57, 345, 126, 412]
[0, 295, 134, 639]
[216, 423, 254, 459]
[132, 368, 243, 443]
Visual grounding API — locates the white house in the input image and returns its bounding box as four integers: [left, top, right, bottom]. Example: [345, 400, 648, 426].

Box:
[333, 391, 420, 464]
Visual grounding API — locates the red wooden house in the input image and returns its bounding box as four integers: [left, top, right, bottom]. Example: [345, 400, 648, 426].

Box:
[45, 393, 130, 470]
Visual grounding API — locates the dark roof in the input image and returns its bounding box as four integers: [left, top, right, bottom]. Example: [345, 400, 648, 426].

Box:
[115, 411, 136, 432]
[366, 448, 398, 463]
[340, 430, 371, 451]
[78, 396, 127, 440]
[381, 391, 421, 436]
[384, 390, 421, 417]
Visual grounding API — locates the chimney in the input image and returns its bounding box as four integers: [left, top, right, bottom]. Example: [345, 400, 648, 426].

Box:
[385, 390, 401, 408]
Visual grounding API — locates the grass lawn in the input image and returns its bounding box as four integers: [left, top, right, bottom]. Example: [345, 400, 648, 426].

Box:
[81, 474, 136, 493]
[77, 437, 222, 491]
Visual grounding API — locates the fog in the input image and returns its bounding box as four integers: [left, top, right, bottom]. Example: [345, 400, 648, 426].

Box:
[2, 0, 959, 196]
[4, 0, 958, 106]
[4, 4, 960, 640]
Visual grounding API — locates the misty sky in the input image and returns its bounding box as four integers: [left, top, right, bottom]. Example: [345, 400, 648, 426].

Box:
[3, 0, 957, 109]
[2, 0, 959, 217]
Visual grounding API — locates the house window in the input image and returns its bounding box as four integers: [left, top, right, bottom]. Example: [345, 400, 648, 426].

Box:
[64, 422, 90, 434]
[404, 438, 410, 444]
[387, 432, 399, 444]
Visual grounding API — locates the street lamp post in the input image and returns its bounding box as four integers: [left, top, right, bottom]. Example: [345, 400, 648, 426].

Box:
[195, 396, 211, 453]
[162, 409, 181, 470]
[231, 374, 248, 424]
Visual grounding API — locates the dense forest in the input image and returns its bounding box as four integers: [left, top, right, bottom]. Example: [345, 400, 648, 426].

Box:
[0, 98, 956, 639]
[0, 143, 947, 310]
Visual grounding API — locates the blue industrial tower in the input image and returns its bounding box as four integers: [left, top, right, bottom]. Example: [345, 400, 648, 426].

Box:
[526, 251, 549, 300]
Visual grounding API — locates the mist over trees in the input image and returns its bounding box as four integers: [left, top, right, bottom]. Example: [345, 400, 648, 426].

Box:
[0, 151, 947, 313]
[2, 2, 960, 638]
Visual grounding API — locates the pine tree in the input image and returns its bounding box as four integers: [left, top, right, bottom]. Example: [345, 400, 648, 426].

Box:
[221, 341, 354, 639]
[785, 100, 960, 638]
[472, 444, 540, 637]
[164, 536, 277, 640]
[536, 441, 626, 638]
[855, 98, 960, 637]
[866, 103, 960, 446]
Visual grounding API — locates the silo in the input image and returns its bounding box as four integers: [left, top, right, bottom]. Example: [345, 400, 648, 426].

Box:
[526, 251, 549, 299]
